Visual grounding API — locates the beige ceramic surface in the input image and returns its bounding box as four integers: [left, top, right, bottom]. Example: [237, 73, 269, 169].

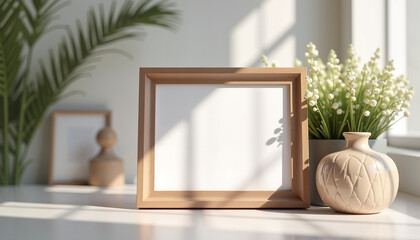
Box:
[309, 139, 387, 206]
[316, 132, 399, 214]
[89, 127, 125, 187]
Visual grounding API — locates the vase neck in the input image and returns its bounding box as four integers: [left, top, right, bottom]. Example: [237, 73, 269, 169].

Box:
[343, 132, 371, 150]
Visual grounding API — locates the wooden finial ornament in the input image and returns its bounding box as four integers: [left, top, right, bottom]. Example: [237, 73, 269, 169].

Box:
[89, 127, 124, 187]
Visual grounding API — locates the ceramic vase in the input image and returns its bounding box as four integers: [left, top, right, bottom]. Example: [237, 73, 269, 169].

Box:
[309, 138, 387, 206]
[316, 132, 399, 214]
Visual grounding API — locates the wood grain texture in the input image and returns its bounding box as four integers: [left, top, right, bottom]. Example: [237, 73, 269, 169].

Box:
[137, 68, 309, 209]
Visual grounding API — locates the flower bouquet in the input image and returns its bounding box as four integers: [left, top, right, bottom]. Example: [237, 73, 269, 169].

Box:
[263, 43, 413, 139]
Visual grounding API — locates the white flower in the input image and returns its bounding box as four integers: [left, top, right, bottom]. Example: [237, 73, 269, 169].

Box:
[364, 111, 370, 117]
[406, 94, 413, 100]
[262, 42, 414, 139]
[370, 100, 377, 107]
[382, 110, 392, 116]
[398, 89, 406, 96]
[384, 90, 392, 97]
[327, 63, 333, 69]
[379, 80, 385, 86]
[346, 75, 356, 83]
[309, 100, 316, 106]
[262, 55, 269, 67]
[304, 91, 313, 99]
[380, 103, 387, 109]
[348, 44, 356, 57]
[326, 79, 333, 87]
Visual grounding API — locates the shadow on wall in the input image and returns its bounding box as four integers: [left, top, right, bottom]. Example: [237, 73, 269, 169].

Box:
[245, 0, 342, 67]
[295, 0, 343, 61]
[144, 0, 342, 68]
[23, 0, 343, 185]
[143, 0, 265, 67]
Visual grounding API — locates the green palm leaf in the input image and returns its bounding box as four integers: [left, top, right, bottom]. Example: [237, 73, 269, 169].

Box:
[0, 0, 26, 184]
[8, 0, 179, 183]
[19, 0, 65, 47]
[20, 0, 178, 143]
[0, 1, 24, 96]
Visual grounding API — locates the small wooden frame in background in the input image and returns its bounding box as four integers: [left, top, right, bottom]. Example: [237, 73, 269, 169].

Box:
[138, 68, 309, 208]
[49, 110, 111, 185]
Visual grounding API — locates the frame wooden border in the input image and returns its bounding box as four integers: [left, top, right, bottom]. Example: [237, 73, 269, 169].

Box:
[137, 68, 309, 208]
[49, 110, 111, 185]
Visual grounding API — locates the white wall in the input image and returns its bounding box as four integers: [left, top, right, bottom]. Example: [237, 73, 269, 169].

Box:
[385, 0, 419, 134]
[406, 0, 420, 132]
[351, 0, 387, 65]
[22, 0, 343, 184]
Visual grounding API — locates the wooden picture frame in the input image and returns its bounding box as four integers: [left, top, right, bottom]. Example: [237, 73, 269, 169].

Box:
[49, 110, 111, 185]
[137, 68, 309, 208]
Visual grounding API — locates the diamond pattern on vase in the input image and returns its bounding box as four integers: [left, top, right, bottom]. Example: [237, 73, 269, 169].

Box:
[316, 132, 399, 214]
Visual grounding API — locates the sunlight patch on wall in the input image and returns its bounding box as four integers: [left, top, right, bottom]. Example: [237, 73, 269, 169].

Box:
[230, 0, 296, 66]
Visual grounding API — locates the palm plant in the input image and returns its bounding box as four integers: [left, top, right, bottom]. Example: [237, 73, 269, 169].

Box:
[0, 0, 179, 185]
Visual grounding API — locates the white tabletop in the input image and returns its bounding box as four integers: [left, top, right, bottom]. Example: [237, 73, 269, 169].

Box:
[0, 185, 419, 240]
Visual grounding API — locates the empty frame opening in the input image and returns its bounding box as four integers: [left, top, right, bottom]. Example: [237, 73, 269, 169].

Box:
[154, 85, 291, 191]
